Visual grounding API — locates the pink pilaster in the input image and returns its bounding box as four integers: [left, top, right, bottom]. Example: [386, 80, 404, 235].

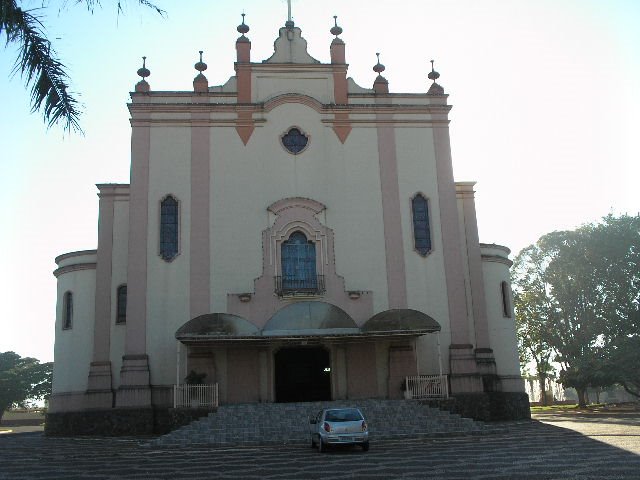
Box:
[86, 185, 117, 408]
[190, 110, 211, 318]
[375, 97, 408, 309]
[433, 126, 482, 393]
[117, 106, 152, 407]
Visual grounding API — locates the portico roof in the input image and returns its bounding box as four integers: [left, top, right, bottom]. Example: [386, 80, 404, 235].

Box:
[176, 303, 440, 344]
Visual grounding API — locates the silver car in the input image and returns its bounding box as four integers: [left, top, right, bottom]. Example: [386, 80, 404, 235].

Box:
[309, 407, 369, 452]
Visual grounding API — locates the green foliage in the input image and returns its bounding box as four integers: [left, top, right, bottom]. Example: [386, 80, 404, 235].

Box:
[513, 214, 640, 407]
[0, 0, 164, 132]
[0, 351, 52, 421]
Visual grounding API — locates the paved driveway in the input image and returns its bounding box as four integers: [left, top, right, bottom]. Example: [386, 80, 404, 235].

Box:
[1, 413, 639, 479]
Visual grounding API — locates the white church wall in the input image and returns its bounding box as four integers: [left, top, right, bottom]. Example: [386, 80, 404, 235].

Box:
[146, 126, 191, 386]
[326, 125, 389, 313]
[52, 261, 96, 395]
[396, 127, 450, 331]
[481, 246, 524, 391]
[253, 70, 335, 104]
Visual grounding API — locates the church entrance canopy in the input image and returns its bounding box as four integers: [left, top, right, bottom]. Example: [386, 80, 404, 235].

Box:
[175, 302, 441, 344]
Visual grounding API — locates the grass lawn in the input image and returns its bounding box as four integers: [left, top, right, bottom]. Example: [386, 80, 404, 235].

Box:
[531, 403, 639, 413]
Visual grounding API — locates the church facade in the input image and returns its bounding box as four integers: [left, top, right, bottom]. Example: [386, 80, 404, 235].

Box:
[49, 16, 528, 434]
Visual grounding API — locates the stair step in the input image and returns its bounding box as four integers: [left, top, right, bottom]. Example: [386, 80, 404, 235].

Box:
[150, 399, 487, 447]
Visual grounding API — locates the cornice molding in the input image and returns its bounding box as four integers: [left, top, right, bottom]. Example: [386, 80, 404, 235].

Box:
[480, 254, 513, 267]
[53, 262, 97, 278]
[54, 250, 97, 265]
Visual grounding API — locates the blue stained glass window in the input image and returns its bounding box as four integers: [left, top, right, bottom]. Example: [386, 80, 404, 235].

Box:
[412, 195, 432, 256]
[281, 128, 308, 154]
[281, 232, 317, 291]
[160, 196, 179, 261]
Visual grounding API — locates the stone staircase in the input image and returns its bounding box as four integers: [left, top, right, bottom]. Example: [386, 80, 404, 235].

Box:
[150, 399, 486, 448]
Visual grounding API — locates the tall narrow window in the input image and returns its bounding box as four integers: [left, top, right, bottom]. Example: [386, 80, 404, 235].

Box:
[501, 281, 512, 318]
[281, 231, 317, 292]
[160, 195, 179, 261]
[116, 285, 127, 324]
[412, 194, 432, 256]
[63, 291, 73, 329]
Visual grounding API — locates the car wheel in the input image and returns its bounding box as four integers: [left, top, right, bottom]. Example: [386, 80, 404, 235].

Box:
[318, 438, 325, 453]
[362, 441, 370, 452]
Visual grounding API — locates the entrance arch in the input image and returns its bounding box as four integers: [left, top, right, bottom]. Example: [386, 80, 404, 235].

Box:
[274, 346, 331, 402]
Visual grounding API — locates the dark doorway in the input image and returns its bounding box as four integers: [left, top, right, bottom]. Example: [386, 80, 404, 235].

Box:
[275, 347, 331, 402]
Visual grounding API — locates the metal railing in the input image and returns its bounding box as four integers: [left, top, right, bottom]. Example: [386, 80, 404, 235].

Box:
[173, 383, 219, 408]
[405, 375, 449, 399]
[275, 275, 325, 296]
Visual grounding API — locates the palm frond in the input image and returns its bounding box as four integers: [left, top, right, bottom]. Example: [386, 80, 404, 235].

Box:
[75, 0, 166, 17]
[1, 1, 83, 133]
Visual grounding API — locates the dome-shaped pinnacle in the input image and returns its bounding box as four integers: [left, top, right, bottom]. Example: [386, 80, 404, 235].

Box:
[237, 13, 250, 35]
[195, 51, 207, 72]
[330, 16, 343, 36]
[427, 59, 444, 95]
[428, 59, 440, 82]
[137, 56, 150, 79]
[373, 52, 385, 74]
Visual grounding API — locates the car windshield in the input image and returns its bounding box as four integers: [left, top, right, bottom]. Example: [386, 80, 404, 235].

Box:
[324, 409, 363, 422]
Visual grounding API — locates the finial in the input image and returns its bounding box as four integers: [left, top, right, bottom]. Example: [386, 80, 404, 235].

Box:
[373, 52, 385, 74]
[330, 15, 343, 36]
[428, 59, 440, 82]
[195, 50, 207, 73]
[237, 13, 250, 35]
[137, 56, 150, 79]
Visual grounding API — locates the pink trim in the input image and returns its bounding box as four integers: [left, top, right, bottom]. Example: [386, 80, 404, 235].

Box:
[190, 112, 211, 318]
[456, 183, 490, 349]
[235, 110, 255, 145]
[330, 38, 346, 64]
[236, 64, 251, 103]
[375, 98, 407, 309]
[92, 188, 115, 362]
[125, 123, 150, 356]
[332, 112, 352, 144]
[432, 128, 470, 346]
[236, 39, 251, 63]
[227, 197, 374, 327]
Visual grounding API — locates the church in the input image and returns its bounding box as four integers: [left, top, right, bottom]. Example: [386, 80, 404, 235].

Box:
[48, 12, 528, 434]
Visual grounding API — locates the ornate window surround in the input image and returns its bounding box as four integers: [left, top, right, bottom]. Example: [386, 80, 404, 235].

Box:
[410, 192, 433, 257]
[159, 194, 181, 262]
[267, 198, 328, 282]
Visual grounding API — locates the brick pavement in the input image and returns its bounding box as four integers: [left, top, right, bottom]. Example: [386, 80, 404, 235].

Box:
[0, 414, 638, 479]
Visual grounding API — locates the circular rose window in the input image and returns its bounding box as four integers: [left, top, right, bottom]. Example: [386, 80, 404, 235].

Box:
[281, 127, 309, 154]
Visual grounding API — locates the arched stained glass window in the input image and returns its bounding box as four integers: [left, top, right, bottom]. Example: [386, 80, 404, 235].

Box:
[160, 195, 179, 261]
[412, 194, 432, 256]
[63, 291, 73, 329]
[281, 231, 317, 292]
[116, 285, 127, 324]
[281, 128, 309, 154]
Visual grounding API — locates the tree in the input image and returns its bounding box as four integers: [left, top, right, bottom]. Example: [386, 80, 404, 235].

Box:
[0, 0, 163, 133]
[0, 351, 52, 422]
[513, 215, 640, 407]
[513, 247, 556, 405]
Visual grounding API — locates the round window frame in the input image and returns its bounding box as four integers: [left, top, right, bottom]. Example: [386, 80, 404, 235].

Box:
[280, 126, 310, 155]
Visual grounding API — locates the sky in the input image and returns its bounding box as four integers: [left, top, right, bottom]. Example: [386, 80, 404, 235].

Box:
[0, 0, 638, 363]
